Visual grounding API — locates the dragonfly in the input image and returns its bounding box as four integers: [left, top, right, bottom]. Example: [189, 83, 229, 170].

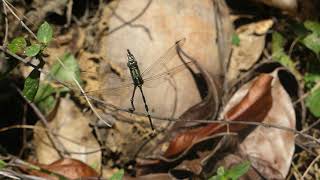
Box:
[84, 38, 192, 130]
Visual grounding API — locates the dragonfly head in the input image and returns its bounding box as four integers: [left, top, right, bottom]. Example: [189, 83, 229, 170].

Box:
[127, 49, 136, 63]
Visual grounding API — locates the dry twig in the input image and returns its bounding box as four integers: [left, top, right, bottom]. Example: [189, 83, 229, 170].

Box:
[14, 86, 68, 158]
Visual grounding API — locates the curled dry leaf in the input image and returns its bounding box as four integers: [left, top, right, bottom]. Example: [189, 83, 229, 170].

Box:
[25, 158, 99, 180]
[218, 69, 296, 179]
[178, 60, 220, 121]
[227, 19, 273, 84]
[159, 60, 220, 149]
[163, 74, 273, 158]
[237, 70, 296, 178]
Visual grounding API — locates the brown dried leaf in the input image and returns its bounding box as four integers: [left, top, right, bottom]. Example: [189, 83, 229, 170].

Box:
[218, 69, 296, 179]
[227, 19, 273, 84]
[163, 74, 273, 158]
[225, 74, 273, 122]
[26, 158, 99, 180]
[237, 70, 296, 178]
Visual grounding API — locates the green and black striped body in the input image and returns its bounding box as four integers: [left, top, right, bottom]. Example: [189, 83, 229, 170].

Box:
[127, 50, 144, 87]
[126, 49, 154, 130]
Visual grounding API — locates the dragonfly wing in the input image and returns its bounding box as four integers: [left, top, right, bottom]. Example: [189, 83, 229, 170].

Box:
[82, 80, 134, 97]
[141, 38, 186, 78]
[143, 61, 195, 88]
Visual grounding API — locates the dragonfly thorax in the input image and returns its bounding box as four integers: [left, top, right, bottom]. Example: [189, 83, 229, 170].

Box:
[127, 49, 144, 86]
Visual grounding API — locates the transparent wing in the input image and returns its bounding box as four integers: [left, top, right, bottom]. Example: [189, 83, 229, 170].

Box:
[141, 38, 186, 78]
[82, 80, 134, 97]
[142, 61, 194, 87]
[75, 38, 187, 97]
[77, 62, 194, 98]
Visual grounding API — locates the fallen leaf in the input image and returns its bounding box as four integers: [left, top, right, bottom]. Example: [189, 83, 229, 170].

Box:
[237, 70, 296, 178]
[227, 19, 273, 84]
[207, 69, 295, 179]
[25, 158, 99, 180]
[163, 74, 273, 158]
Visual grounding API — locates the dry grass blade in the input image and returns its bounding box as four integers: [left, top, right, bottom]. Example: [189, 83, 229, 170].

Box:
[55, 56, 112, 127]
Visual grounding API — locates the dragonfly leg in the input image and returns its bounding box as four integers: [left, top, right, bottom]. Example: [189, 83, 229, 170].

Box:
[129, 85, 137, 112]
[138, 86, 154, 130]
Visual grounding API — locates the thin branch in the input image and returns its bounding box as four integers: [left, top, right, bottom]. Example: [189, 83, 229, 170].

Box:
[0, 45, 111, 128]
[3, 0, 35, 26]
[0, 169, 47, 180]
[294, 80, 320, 105]
[301, 154, 320, 179]
[64, 0, 73, 28]
[288, 36, 301, 58]
[105, 0, 153, 40]
[14, 85, 68, 158]
[290, 162, 303, 180]
[18, 104, 28, 158]
[10, 158, 70, 180]
[55, 56, 112, 127]
[0, 45, 79, 92]
[0, 124, 107, 156]
[89, 96, 320, 146]
[2, 1, 8, 45]
[2, 0, 37, 39]
[301, 118, 320, 133]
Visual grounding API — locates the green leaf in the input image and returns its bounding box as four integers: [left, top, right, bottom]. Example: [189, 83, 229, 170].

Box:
[208, 167, 227, 180]
[110, 169, 124, 180]
[23, 69, 40, 101]
[37, 21, 53, 44]
[225, 161, 251, 180]
[208, 175, 227, 180]
[272, 32, 296, 70]
[25, 44, 41, 57]
[301, 33, 320, 55]
[217, 167, 225, 176]
[34, 83, 57, 115]
[306, 88, 320, 117]
[34, 83, 56, 103]
[277, 54, 296, 71]
[208, 176, 218, 180]
[304, 21, 320, 35]
[49, 53, 82, 86]
[304, 73, 320, 89]
[8, 37, 27, 53]
[0, 159, 6, 169]
[272, 32, 285, 54]
[232, 33, 240, 46]
[37, 95, 57, 116]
